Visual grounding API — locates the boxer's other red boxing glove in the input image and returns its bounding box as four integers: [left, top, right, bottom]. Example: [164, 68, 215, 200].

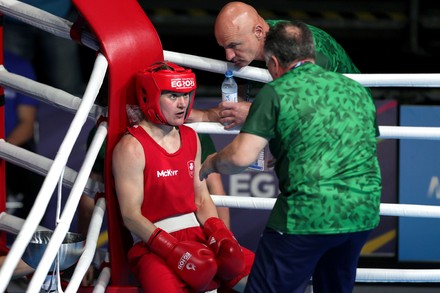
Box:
[203, 217, 245, 280]
[147, 228, 217, 291]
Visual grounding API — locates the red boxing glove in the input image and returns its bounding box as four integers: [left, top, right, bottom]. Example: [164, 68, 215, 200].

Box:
[147, 228, 218, 291]
[203, 217, 245, 281]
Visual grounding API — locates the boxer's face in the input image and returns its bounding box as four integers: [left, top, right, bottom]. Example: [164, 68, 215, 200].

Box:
[160, 91, 191, 126]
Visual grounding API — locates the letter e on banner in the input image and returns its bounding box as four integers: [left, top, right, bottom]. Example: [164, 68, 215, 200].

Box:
[230, 173, 251, 197]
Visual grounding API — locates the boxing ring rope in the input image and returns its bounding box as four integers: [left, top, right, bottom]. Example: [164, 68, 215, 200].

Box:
[93, 266, 111, 293]
[187, 123, 440, 140]
[0, 197, 106, 291]
[26, 120, 108, 292]
[0, 66, 106, 119]
[0, 212, 51, 234]
[210, 196, 440, 283]
[211, 196, 440, 219]
[65, 197, 106, 293]
[1, 0, 440, 88]
[1, 0, 440, 290]
[163, 50, 440, 87]
[0, 140, 104, 197]
[0, 0, 99, 51]
[0, 52, 108, 291]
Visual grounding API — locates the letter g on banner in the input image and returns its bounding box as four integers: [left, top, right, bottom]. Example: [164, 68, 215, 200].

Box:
[229, 173, 277, 198]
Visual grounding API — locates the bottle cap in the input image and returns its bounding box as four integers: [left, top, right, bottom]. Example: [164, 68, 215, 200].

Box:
[225, 70, 233, 78]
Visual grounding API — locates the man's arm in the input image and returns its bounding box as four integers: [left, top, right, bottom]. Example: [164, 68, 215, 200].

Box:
[187, 107, 221, 123]
[200, 133, 268, 180]
[7, 104, 37, 146]
[0, 255, 34, 278]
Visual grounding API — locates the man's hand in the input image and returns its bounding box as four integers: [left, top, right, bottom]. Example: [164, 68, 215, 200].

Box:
[199, 153, 217, 181]
[218, 101, 251, 129]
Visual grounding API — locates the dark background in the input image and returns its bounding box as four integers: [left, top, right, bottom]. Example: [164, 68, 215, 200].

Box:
[130, 0, 440, 104]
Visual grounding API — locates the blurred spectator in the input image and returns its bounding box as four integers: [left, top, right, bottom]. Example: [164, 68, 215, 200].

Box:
[0, 243, 34, 279]
[4, 51, 43, 219]
[3, 0, 86, 96]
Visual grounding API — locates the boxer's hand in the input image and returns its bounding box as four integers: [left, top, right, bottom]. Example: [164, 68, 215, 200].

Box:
[147, 228, 217, 291]
[203, 217, 245, 280]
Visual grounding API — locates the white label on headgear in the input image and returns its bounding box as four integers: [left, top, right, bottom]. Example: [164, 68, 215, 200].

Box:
[171, 78, 195, 90]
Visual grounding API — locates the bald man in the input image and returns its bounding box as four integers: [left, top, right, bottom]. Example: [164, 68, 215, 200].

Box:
[189, 2, 370, 129]
[214, 1, 360, 72]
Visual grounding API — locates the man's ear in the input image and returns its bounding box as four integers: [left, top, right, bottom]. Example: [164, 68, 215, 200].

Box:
[254, 24, 264, 40]
[271, 56, 280, 76]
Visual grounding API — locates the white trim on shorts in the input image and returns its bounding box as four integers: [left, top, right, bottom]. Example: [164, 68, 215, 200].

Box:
[154, 212, 200, 233]
[132, 212, 200, 244]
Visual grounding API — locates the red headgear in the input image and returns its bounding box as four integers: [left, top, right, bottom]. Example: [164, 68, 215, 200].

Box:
[136, 61, 196, 124]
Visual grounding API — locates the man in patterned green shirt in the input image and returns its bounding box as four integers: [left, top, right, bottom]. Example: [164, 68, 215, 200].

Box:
[200, 20, 382, 293]
[199, 1, 367, 130]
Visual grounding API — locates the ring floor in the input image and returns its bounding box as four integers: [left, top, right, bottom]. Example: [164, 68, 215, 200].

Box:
[6, 278, 440, 292]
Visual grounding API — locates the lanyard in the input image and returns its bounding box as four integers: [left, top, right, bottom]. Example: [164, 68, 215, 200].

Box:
[291, 60, 309, 70]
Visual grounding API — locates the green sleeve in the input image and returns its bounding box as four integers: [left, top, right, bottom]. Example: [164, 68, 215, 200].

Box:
[241, 84, 279, 140]
[198, 133, 217, 163]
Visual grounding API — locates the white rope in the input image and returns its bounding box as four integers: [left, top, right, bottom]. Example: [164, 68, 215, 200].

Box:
[65, 197, 106, 293]
[0, 139, 104, 197]
[0, 0, 72, 38]
[211, 196, 440, 218]
[164, 51, 272, 84]
[93, 267, 111, 293]
[27, 122, 107, 291]
[186, 122, 240, 135]
[356, 268, 440, 283]
[379, 126, 440, 140]
[0, 66, 106, 120]
[25, 54, 108, 293]
[0, 0, 99, 50]
[187, 123, 440, 140]
[1, 1, 439, 88]
[380, 203, 440, 218]
[164, 50, 440, 87]
[345, 74, 440, 88]
[213, 196, 440, 283]
[0, 53, 108, 292]
[0, 212, 50, 234]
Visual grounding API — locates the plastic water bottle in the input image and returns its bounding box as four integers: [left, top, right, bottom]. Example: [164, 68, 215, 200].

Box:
[221, 70, 238, 102]
[221, 71, 272, 171]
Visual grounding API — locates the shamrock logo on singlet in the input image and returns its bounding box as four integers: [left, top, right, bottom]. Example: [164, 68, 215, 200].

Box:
[187, 160, 194, 178]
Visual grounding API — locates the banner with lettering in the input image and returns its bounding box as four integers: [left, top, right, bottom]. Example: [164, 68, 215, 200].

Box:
[196, 98, 398, 254]
[399, 105, 440, 261]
